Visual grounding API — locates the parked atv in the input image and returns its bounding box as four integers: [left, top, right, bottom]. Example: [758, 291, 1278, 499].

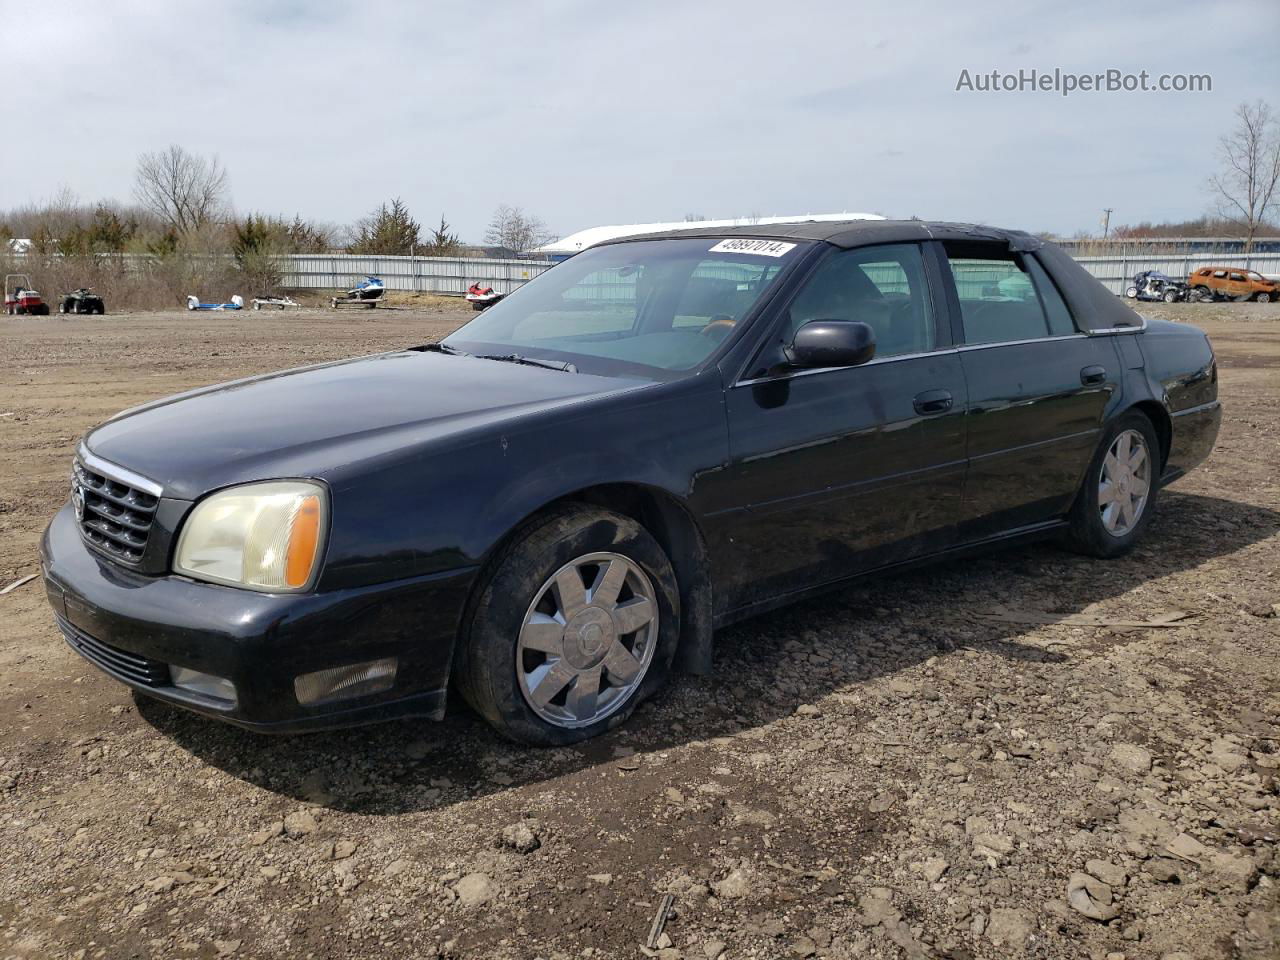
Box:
[60, 288, 105, 315]
[4, 274, 51, 315]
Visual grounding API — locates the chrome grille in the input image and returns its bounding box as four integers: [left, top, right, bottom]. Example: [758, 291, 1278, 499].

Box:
[57, 616, 170, 687]
[73, 456, 160, 565]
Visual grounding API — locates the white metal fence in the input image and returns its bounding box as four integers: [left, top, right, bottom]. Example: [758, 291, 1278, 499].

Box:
[270, 251, 1280, 298]
[1071, 252, 1280, 295]
[279, 254, 555, 296]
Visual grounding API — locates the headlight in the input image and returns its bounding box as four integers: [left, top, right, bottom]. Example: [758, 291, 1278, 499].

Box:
[174, 481, 327, 592]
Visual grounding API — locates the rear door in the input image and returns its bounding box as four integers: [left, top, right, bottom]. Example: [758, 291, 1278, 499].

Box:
[712, 241, 968, 613]
[939, 240, 1121, 539]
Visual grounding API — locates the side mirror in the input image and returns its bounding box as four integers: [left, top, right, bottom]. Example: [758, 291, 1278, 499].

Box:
[785, 320, 876, 369]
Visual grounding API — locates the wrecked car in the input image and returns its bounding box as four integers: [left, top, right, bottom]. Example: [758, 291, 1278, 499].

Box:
[1125, 270, 1200, 303]
[1188, 266, 1278, 302]
[42, 221, 1221, 745]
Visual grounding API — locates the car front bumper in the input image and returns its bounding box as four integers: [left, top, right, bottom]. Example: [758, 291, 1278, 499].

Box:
[40, 504, 476, 733]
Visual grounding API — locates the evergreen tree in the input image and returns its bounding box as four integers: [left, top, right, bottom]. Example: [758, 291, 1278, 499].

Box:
[347, 198, 421, 255]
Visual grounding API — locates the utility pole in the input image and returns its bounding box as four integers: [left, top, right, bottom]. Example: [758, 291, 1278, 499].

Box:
[1101, 208, 1113, 240]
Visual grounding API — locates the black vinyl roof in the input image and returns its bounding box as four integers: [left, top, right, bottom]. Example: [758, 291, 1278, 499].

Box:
[599, 219, 1044, 252]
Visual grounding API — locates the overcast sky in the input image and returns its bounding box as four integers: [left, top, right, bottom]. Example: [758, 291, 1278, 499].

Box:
[8, 0, 1279, 242]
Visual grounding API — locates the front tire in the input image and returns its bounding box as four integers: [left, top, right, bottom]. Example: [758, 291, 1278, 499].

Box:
[1063, 412, 1161, 558]
[456, 505, 681, 745]
[1257, 292, 1273, 303]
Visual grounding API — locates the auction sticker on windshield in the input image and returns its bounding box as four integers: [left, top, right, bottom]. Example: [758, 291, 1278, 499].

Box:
[708, 238, 797, 257]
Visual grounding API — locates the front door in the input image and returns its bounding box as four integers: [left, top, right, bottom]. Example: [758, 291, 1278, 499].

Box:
[712, 241, 968, 616]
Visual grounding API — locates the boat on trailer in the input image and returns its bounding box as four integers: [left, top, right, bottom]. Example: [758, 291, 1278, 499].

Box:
[331, 276, 385, 309]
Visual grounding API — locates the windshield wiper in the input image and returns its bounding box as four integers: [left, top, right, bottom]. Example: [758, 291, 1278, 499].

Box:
[413, 341, 468, 356]
[476, 353, 578, 373]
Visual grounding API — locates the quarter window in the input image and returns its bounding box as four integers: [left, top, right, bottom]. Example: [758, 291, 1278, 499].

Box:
[781, 243, 936, 359]
[1026, 256, 1078, 336]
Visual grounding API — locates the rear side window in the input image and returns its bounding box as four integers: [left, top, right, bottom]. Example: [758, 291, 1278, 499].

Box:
[944, 243, 1078, 345]
[1027, 256, 1078, 336]
[944, 245, 1047, 344]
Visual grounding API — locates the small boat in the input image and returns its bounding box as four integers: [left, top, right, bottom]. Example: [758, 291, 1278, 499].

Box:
[331, 276, 385, 309]
[349, 277, 385, 300]
[465, 282, 505, 311]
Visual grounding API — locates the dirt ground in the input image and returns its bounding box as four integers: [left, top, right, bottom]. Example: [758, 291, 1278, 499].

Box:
[0, 299, 1277, 960]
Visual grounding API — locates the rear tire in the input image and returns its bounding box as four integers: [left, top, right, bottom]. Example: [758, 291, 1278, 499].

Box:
[455, 505, 681, 745]
[1063, 411, 1161, 558]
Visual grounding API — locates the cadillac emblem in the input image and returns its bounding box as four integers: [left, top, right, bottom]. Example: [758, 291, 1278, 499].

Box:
[71, 474, 85, 522]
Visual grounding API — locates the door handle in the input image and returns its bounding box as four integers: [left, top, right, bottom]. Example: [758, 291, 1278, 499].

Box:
[913, 389, 953, 415]
[1080, 365, 1107, 386]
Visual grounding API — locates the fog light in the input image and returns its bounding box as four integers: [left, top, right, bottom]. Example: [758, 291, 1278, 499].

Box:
[294, 658, 397, 706]
[170, 665, 237, 704]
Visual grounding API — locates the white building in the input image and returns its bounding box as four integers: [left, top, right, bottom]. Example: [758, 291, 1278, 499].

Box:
[532, 213, 884, 260]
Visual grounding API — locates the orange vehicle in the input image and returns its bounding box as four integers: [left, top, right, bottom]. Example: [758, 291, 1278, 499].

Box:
[1187, 266, 1278, 302]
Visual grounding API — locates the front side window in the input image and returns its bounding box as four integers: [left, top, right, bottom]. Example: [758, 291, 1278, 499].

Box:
[445, 237, 801, 379]
[944, 243, 1061, 345]
[778, 243, 936, 360]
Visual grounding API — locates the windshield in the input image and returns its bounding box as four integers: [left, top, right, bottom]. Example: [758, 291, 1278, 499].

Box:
[444, 237, 804, 379]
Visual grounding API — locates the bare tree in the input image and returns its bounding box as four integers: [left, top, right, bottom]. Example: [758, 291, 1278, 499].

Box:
[1210, 100, 1280, 252]
[484, 204, 556, 254]
[134, 145, 229, 234]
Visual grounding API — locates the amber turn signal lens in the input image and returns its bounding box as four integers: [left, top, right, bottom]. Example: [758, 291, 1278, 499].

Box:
[285, 495, 322, 588]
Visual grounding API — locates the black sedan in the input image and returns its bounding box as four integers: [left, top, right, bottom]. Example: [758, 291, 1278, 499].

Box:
[41, 220, 1221, 744]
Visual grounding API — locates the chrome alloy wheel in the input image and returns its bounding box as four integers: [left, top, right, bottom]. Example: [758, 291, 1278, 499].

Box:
[1098, 429, 1151, 537]
[516, 551, 658, 728]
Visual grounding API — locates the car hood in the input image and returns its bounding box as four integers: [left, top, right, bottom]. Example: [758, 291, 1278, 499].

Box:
[85, 350, 641, 500]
